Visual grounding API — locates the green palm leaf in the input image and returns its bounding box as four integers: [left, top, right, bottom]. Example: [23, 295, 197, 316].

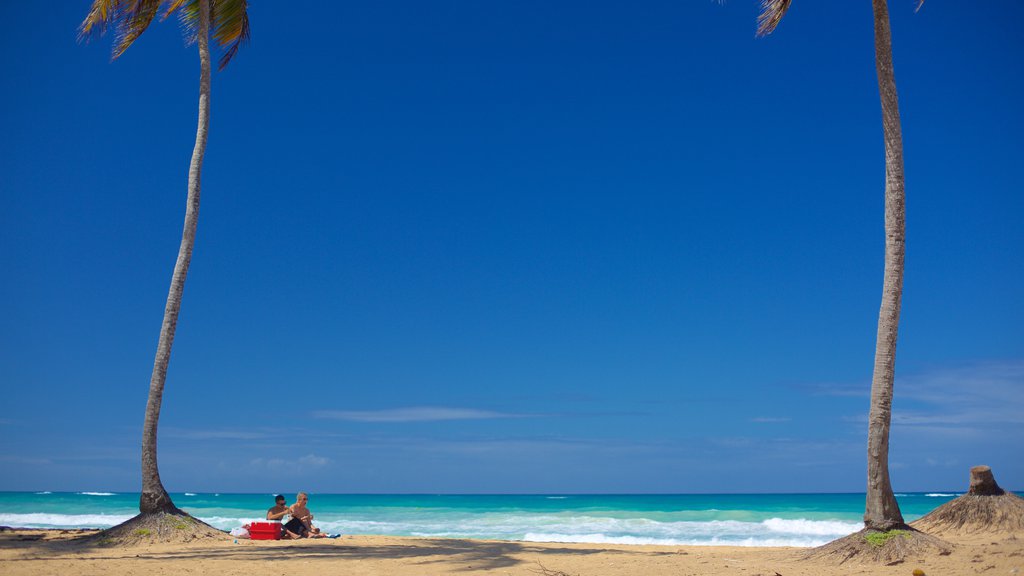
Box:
[166, 0, 250, 70]
[80, 0, 163, 59]
[212, 0, 251, 70]
[80, 0, 249, 69]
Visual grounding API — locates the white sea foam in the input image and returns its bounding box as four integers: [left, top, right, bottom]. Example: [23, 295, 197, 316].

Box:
[521, 532, 833, 547]
[519, 517, 861, 547]
[310, 514, 863, 548]
[0, 513, 133, 528]
[761, 518, 863, 536]
[77, 492, 116, 496]
[546, 496, 568, 500]
[34, 491, 52, 495]
[524, 533, 688, 546]
[194, 516, 265, 530]
[184, 493, 197, 496]
[926, 493, 957, 497]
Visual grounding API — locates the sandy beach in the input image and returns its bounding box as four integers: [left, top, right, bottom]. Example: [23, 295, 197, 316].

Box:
[2, 529, 1021, 576]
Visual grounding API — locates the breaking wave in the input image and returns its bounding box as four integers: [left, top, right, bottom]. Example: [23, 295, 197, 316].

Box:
[0, 513, 133, 528]
[307, 515, 863, 548]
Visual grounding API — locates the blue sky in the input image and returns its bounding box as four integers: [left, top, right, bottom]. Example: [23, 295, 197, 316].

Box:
[0, 1, 1021, 494]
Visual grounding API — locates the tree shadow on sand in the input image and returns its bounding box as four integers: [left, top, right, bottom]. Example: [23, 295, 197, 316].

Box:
[0, 534, 680, 573]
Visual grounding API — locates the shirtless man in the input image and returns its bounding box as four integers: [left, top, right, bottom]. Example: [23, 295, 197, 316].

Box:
[283, 492, 325, 538]
[267, 494, 289, 520]
[267, 494, 301, 539]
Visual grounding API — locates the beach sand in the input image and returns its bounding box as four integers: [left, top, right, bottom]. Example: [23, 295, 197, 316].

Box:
[1, 529, 1021, 576]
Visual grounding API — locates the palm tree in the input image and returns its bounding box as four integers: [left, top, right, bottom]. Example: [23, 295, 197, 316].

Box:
[80, 0, 249, 518]
[756, 0, 908, 535]
[750, 1, 956, 561]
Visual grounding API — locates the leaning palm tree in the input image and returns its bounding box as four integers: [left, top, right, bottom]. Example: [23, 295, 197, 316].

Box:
[79, 0, 249, 541]
[753, 0, 950, 562]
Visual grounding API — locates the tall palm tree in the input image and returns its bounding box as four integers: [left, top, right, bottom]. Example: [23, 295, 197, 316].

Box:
[80, 0, 250, 516]
[756, 0, 911, 532]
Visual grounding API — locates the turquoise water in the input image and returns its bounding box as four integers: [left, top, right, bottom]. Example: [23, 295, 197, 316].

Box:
[0, 492, 960, 547]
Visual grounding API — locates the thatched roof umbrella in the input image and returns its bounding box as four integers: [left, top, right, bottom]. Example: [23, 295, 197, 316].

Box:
[912, 466, 1024, 538]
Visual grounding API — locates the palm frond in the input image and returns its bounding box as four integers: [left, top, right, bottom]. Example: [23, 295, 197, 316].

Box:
[211, 0, 250, 70]
[163, 0, 189, 16]
[79, 0, 165, 59]
[79, 0, 121, 40]
[756, 0, 792, 37]
[83, 0, 249, 68]
[166, 0, 249, 69]
[112, 0, 164, 58]
[165, 0, 201, 45]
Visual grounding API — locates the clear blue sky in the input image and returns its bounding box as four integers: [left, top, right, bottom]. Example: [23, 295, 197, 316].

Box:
[1, 1, 1021, 495]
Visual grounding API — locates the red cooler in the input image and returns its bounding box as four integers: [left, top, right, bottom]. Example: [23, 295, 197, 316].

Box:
[248, 521, 283, 540]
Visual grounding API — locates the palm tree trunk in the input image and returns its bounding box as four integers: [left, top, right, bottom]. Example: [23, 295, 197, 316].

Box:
[863, 0, 906, 532]
[139, 0, 212, 515]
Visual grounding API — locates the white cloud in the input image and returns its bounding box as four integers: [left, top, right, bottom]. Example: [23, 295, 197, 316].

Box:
[898, 360, 1024, 403]
[832, 360, 1024, 434]
[250, 453, 330, 471]
[312, 406, 529, 423]
[249, 457, 287, 470]
[0, 455, 52, 465]
[892, 361, 1024, 433]
[298, 454, 329, 467]
[410, 437, 599, 456]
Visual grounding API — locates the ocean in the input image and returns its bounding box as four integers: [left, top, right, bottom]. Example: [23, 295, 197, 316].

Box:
[0, 492, 961, 547]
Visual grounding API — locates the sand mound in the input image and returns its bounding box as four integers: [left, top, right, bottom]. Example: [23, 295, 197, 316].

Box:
[912, 465, 1024, 538]
[70, 511, 226, 548]
[912, 492, 1024, 536]
[804, 526, 952, 565]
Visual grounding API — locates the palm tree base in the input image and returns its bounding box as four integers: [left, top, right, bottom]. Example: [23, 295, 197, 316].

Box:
[139, 489, 179, 515]
[73, 510, 226, 547]
[804, 526, 952, 565]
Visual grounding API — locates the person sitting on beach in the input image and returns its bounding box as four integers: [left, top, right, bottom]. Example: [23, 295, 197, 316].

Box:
[267, 494, 302, 539]
[283, 492, 327, 538]
[267, 494, 289, 520]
